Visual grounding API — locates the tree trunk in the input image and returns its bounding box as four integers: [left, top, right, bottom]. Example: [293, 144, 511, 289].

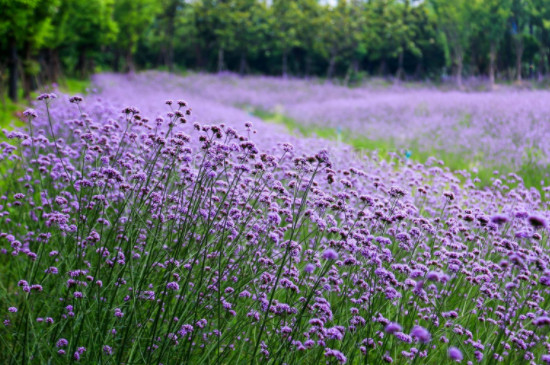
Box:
[326, 53, 336, 79]
[344, 66, 352, 86]
[488, 42, 497, 90]
[217, 47, 224, 73]
[305, 55, 312, 77]
[22, 44, 32, 102]
[125, 48, 135, 74]
[456, 55, 463, 90]
[344, 59, 359, 86]
[8, 37, 18, 102]
[396, 51, 404, 81]
[379, 58, 387, 76]
[167, 41, 174, 72]
[157, 46, 166, 68]
[538, 45, 546, 81]
[78, 48, 89, 78]
[282, 50, 288, 78]
[164, 0, 177, 72]
[352, 58, 359, 74]
[514, 36, 523, 83]
[0, 64, 6, 106]
[113, 49, 121, 72]
[239, 52, 247, 75]
[38, 51, 48, 86]
[194, 44, 204, 69]
[414, 61, 422, 79]
[49, 48, 62, 83]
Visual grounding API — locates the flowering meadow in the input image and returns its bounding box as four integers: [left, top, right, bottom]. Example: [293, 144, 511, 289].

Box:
[1, 73, 550, 364]
[97, 72, 550, 177]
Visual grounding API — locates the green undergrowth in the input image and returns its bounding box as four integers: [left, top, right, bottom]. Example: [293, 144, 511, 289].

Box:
[250, 107, 548, 193]
[0, 78, 91, 130]
[58, 77, 91, 95]
[0, 98, 24, 130]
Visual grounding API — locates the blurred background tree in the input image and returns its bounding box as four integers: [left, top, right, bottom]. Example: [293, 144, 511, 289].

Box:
[3, 0, 550, 101]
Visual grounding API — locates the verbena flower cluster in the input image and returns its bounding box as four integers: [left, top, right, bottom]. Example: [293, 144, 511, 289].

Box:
[93, 71, 550, 172]
[1, 85, 550, 364]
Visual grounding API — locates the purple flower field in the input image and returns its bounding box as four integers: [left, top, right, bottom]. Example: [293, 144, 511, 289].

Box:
[1, 72, 550, 364]
[96, 71, 550, 172]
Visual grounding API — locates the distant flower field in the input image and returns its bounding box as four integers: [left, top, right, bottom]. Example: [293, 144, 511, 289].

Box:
[95, 72, 550, 179]
[0, 73, 549, 364]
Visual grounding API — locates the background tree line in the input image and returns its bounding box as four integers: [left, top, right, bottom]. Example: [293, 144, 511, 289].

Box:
[2, 0, 550, 102]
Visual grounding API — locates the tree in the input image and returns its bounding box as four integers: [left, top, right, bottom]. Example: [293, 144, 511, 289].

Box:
[473, 0, 512, 88]
[318, 0, 365, 80]
[389, 0, 423, 80]
[0, 0, 58, 101]
[430, 0, 474, 88]
[528, 0, 550, 79]
[229, 0, 269, 75]
[114, 0, 160, 73]
[510, 0, 531, 82]
[50, 0, 117, 78]
[191, 0, 233, 72]
[365, 0, 399, 76]
[294, 0, 323, 77]
[157, 0, 184, 72]
[408, 2, 440, 78]
[270, 0, 305, 77]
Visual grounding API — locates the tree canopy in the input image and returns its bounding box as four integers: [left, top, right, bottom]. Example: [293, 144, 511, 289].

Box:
[2, 0, 550, 100]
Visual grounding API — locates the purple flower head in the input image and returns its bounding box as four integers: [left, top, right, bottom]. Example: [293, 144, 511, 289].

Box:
[490, 214, 509, 225]
[69, 96, 83, 104]
[448, 347, 463, 361]
[389, 186, 406, 198]
[474, 351, 484, 362]
[56, 338, 69, 348]
[324, 348, 347, 364]
[426, 271, 440, 282]
[528, 215, 547, 229]
[322, 248, 338, 260]
[304, 263, 315, 273]
[8, 307, 17, 313]
[385, 322, 402, 334]
[411, 325, 431, 343]
[166, 282, 180, 291]
[73, 346, 86, 361]
[394, 332, 413, 343]
[504, 282, 517, 290]
[23, 108, 37, 119]
[533, 316, 550, 326]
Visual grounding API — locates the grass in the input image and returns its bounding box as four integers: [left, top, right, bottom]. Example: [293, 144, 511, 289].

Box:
[0, 98, 23, 129]
[250, 107, 548, 192]
[58, 77, 91, 95]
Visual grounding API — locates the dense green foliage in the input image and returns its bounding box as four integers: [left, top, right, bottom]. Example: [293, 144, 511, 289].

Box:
[3, 0, 550, 101]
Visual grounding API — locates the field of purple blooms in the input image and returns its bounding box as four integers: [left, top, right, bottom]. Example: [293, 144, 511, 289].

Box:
[1, 72, 550, 364]
[94, 72, 550, 178]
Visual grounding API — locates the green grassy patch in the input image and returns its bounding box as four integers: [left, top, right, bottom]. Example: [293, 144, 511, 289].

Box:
[0, 98, 24, 129]
[58, 77, 91, 95]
